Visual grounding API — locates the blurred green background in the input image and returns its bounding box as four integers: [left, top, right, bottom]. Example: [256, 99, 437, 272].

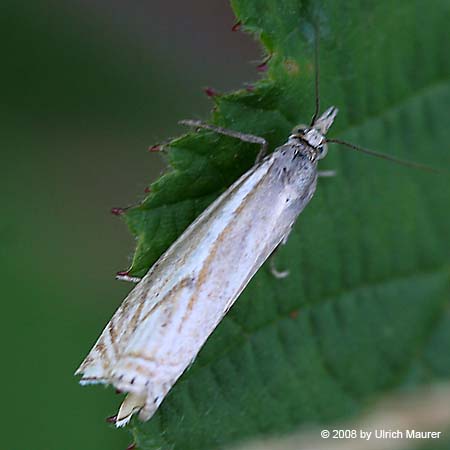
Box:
[1, 1, 260, 449]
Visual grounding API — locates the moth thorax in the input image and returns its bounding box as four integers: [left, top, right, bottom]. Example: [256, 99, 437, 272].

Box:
[303, 128, 325, 148]
[289, 126, 328, 161]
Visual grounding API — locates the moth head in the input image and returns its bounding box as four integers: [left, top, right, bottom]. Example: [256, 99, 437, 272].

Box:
[290, 106, 338, 160]
[289, 124, 328, 160]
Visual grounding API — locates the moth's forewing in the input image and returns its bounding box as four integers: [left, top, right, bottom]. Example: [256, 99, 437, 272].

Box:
[77, 141, 320, 423]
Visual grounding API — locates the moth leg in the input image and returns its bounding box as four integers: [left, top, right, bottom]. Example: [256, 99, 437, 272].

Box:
[268, 223, 295, 279]
[269, 257, 290, 279]
[116, 274, 142, 283]
[318, 170, 336, 177]
[179, 120, 268, 163]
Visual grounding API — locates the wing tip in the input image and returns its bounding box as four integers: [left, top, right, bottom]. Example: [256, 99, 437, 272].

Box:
[78, 376, 108, 386]
[75, 361, 110, 385]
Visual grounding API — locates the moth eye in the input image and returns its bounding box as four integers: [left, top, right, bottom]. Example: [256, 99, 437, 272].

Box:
[291, 124, 308, 135]
[316, 143, 328, 159]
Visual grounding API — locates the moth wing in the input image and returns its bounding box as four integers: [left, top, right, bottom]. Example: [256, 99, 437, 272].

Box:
[109, 157, 285, 399]
[76, 155, 276, 388]
[75, 274, 166, 384]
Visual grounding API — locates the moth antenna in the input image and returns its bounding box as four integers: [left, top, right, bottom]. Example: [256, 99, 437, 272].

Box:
[327, 138, 444, 174]
[310, 21, 320, 126]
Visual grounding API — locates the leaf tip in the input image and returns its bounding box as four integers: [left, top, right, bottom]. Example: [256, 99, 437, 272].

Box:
[148, 144, 163, 153]
[231, 21, 242, 32]
[204, 87, 221, 98]
[111, 207, 126, 216]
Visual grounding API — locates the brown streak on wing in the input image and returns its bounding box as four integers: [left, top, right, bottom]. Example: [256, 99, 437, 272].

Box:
[89, 340, 112, 372]
[120, 164, 270, 336]
[137, 277, 193, 326]
[94, 341, 106, 354]
[125, 364, 155, 379]
[116, 277, 192, 370]
[139, 278, 157, 306]
[128, 292, 148, 334]
[126, 352, 183, 368]
[127, 352, 159, 363]
[178, 172, 272, 330]
[107, 322, 120, 357]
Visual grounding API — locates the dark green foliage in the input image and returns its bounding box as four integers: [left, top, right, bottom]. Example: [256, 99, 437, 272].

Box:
[122, 0, 450, 448]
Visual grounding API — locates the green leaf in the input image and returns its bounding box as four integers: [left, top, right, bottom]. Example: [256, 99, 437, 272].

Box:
[121, 0, 450, 448]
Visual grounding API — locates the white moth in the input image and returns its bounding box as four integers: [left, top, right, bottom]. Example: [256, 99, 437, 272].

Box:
[75, 106, 339, 427]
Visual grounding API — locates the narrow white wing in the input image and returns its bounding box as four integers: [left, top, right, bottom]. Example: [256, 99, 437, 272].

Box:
[75, 154, 279, 383]
[76, 145, 318, 424]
